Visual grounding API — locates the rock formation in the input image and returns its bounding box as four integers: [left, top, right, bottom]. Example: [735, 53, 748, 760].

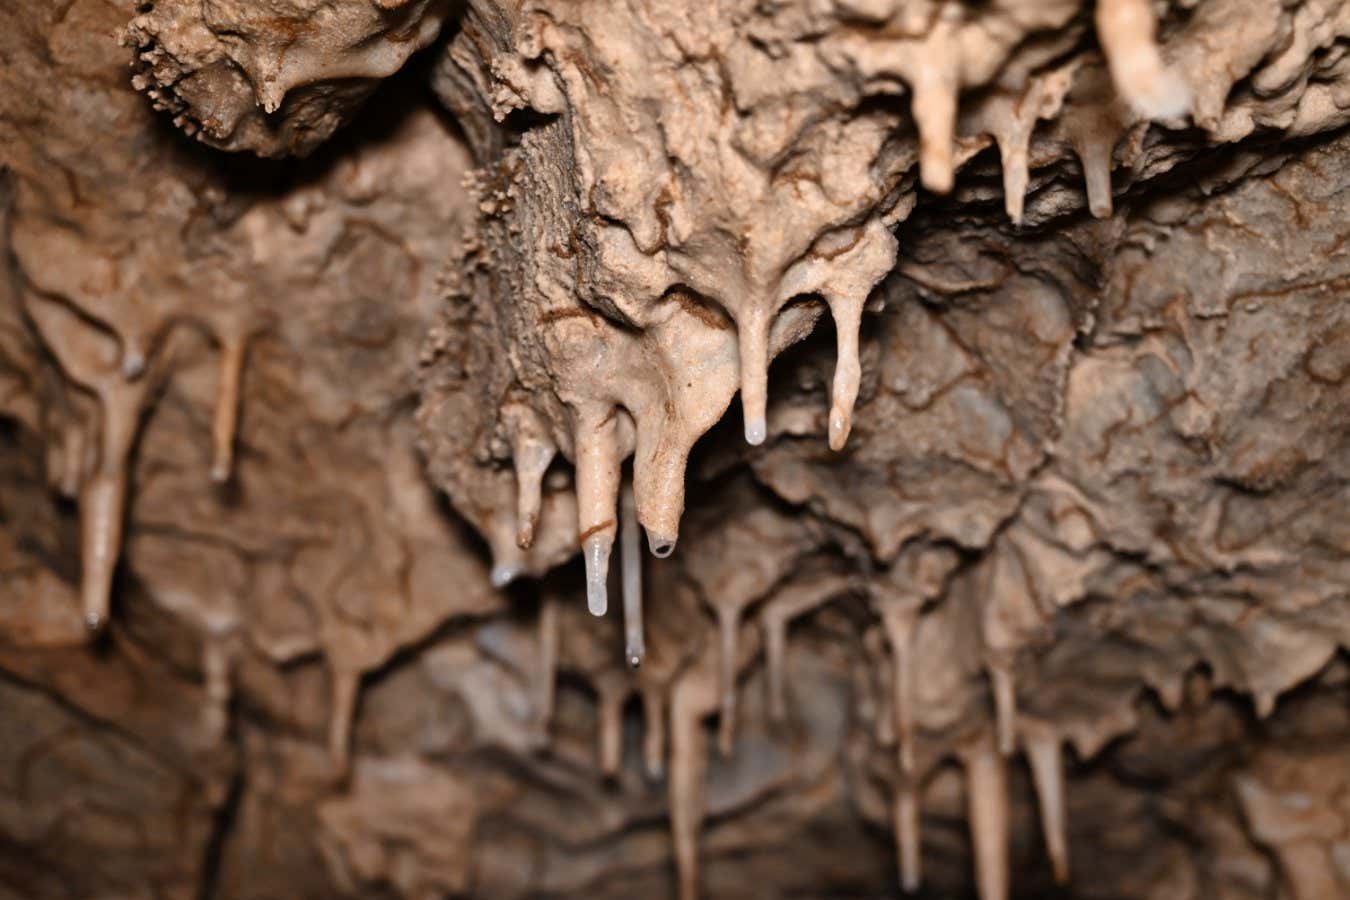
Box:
[1, 1, 1348, 897]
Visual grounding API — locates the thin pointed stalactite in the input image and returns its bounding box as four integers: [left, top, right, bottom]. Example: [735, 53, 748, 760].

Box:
[963, 734, 1010, 900]
[989, 662, 1017, 757]
[716, 604, 740, 757]
[995, 128, 1032, 227]
[597, 675, 627, 779]
[641, 687, 665, 779]
[80, 380, 145, 632]
[210, 332, 248, 483]
[826, 293, 864, 451]
[536, 596, 559, 729]
[1095, 0, 1191, 120]
[512, 430, 555, 550]
[764, 615, 788, 724]
[896, 778, 922, 893]
[1024, 723, 1070, 885]
[670, 669, 713, 900]
[880, 604, 918, 774]
[328, 667, 361, 777]
[620, 482, 645, 668]
[573, 404, 621, 616]
[58, 418, 85, 498]
[737, 311, 771, 446]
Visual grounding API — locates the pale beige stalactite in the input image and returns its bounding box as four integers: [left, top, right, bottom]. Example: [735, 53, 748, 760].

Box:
[1075, 132, 1117, 220]
[826, 293, 865, 451]
[716, 603, 741, 757]
[641, 686, 665, 779]
[861, 626, 895, 746]
[1022, 720, 1070, 885]
[573, 403, 622, 615]
[328, 667, 362, 777]
[896, 778, 922, 893]
[1095, 0, 1192, 120]
[669, 658, 717, 900]
[620, 481, 645, 668]
[596, 673, 629, 779]
[79, 376, 146, 631]
[210, 330, 249, 483]
[509, 414, 556, 550]
[961, 733, 1010, 900]
[737, 309, 771, 446]
[911, 14, 960, 194]
[879, 603, 919, 774]
[536, 594, 559, 729]
[977, 66, 1076, 225]
[988, 661, 1017, 757]
[57, 417, 86, 498]
[760, 575, 851, 723]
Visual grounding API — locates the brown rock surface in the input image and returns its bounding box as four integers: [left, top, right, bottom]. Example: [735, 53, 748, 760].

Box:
[1, 1, 1349, 897]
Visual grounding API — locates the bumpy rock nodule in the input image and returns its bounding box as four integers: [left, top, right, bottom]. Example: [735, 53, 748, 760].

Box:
[1, 0, 1349, 897]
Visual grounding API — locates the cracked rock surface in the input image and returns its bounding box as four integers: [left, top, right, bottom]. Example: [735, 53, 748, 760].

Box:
[1, 1, 1349, 898]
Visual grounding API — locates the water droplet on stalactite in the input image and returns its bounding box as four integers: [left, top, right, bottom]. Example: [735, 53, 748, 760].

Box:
[620, 483, 645, 668]
[328, 668, 360, 778]
[210, 334, 248, 484]
[489, 562, 523, 589]
[574, 405, 621, 617]
[737, 312, 771, 446]
[1095, 0, 1192, 120]
[989, 662, 1017, 757]
[512, 433, 555, 550]
[536, 596, 559, 731]
[641, 687, 665, 779]
[716, 605, 741, 757]
[121, 337, 146, 379]
[963, 735, 1010, 900]
[827, 294, 863, 452]
[895, 779, 922, 893]
[1024, 723, 1070, 885]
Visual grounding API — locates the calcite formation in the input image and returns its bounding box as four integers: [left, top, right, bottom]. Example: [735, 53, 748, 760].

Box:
[1, 1, 1349, 898]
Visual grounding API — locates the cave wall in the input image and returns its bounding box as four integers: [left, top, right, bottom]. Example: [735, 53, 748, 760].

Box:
[1, 1, 1349, 898]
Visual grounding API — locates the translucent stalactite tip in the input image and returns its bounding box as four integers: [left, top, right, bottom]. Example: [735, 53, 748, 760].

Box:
[583, 534, 611, 617]
[647, 534, 675, 558]
[744, 416, 766, 446]
[490, 562, 522, 589]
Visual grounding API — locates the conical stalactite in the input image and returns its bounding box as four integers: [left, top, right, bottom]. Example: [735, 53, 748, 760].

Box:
[878, 602, 919, 775]
[962, 733, 1011, 900]
[910, 15, 960, 195]
[989, 661, 1018, 757]
[736, 310, 772, 447]
[1022, 720, 1070, 885]
[536, 594, 560, 729]
[595, 672, 630, 779]
[760, 574, 853, 723]
[826, 293, 865, 451]
[895, 778, 922, 893]
[328, 667, 362, 777]
[209, 328, 250, 483]
[641, 686, 666, 780]
[715, 603, 742, 757]
[507, 407, 557, 551]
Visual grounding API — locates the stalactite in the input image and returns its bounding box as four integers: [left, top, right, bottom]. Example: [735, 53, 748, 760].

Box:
[536, 595, 559, 729]
[573, 403, 621, 616]
[716, 603, 741, 757]
[910, 16, 960, 194]
[896, 779, 922, 893]
[209, 330, 249, 483]
[670, 659, 716, 900]
[962, 734, 1010, 900]
[328, 667, 361, 777]
[201, 630, 235, 742]
[596, 673, 628, 779]
[641, 686, 665, 779]
[1023, 721, 1070, 885]
[1095, 0, 1192, 119]
[879, 603, 918, 774]
[989, 662, 1017, 757]
[760, 574, 852, 723]
[620, 482, 645, 668]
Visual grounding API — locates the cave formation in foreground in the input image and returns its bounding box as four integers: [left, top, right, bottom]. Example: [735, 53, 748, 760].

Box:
[2, 1, 1350, 897]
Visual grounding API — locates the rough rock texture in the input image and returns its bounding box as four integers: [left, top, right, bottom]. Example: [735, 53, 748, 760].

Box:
[1, 1, 1349, 898]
